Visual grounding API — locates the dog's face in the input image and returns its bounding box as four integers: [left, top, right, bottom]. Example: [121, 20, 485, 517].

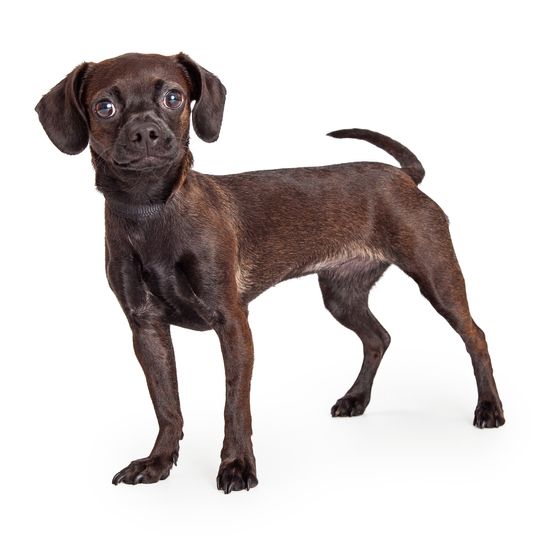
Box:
[85, 54, 193, 173]
[36, 53, 226, 180]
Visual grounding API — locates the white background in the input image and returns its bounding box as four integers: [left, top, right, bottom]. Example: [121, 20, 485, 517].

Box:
[1, 1, 542, 542]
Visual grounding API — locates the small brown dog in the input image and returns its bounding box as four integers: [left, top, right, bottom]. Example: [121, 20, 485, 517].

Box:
[36, 52, 504, 493]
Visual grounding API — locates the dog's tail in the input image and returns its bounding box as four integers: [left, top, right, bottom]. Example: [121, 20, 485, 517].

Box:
[327, 128, 425, 185]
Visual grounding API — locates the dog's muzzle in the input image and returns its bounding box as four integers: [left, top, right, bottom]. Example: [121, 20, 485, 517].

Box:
[113, 115, 179, 170]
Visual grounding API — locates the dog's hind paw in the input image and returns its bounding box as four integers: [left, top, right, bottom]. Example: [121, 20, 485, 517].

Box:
[331, 394, 370, 417]
[473, 400, 505, 428]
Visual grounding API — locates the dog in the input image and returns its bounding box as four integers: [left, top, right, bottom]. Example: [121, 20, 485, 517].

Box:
[36, 52, 505, 493]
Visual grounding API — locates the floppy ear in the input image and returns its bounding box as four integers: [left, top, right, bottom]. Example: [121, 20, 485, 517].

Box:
[177, 53, 226, 143]
[35, 63, 90, 155]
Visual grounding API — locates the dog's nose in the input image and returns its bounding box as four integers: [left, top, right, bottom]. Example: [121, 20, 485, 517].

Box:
[128, 122, 161, 149]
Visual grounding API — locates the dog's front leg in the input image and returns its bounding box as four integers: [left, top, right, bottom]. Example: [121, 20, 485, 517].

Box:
[108, 258, 183, 485]
[112, 318, 183, 485]
[215, 305, 258, 493]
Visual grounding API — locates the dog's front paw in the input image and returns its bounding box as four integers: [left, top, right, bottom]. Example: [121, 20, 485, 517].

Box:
[112, 452, 178, 485]
[216, 458, 258, 494]
[331, 394, 370, 417]
[473, 400, 505, 428]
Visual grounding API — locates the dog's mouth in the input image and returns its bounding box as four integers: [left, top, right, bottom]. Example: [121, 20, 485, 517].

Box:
[112, 155, 174, 171]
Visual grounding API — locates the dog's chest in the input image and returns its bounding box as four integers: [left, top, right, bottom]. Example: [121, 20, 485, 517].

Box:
[141, 261, 210, 331]
[127, 227, 210, 331]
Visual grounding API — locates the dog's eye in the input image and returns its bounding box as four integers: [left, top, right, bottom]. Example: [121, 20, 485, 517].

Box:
[163, 90, 184, 110]
[95, 100, 116, 119]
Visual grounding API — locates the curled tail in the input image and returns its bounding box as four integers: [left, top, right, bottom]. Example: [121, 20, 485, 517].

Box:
[327, 128, 425, 185]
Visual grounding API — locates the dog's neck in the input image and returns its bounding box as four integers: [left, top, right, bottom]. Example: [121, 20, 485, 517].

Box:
[105, 199, 167, 219]
[92, 150, 193, 218]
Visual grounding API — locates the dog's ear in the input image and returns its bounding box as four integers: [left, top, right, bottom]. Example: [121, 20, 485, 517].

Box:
[177, 53, 226, 143]
[35, 63, 90, 155]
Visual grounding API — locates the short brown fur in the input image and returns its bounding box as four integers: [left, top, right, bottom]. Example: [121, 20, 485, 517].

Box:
[36, 52, 504, 493]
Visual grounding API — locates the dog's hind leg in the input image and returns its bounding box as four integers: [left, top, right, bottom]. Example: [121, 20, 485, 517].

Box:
[319, 260, 391, 417]
[392, 205, 505, 428]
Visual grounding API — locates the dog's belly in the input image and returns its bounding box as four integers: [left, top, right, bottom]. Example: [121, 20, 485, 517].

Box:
[236, 244, 387, 301]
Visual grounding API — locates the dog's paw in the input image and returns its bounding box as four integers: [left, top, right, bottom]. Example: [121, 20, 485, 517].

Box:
[331, 394, 369, 417]
[216, 458, 258, 494]
[473, 400, 505, 428]
[112, 452, 178, 485]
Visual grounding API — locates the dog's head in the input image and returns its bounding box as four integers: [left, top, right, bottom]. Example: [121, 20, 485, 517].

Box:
[36, 52, 226, 179]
